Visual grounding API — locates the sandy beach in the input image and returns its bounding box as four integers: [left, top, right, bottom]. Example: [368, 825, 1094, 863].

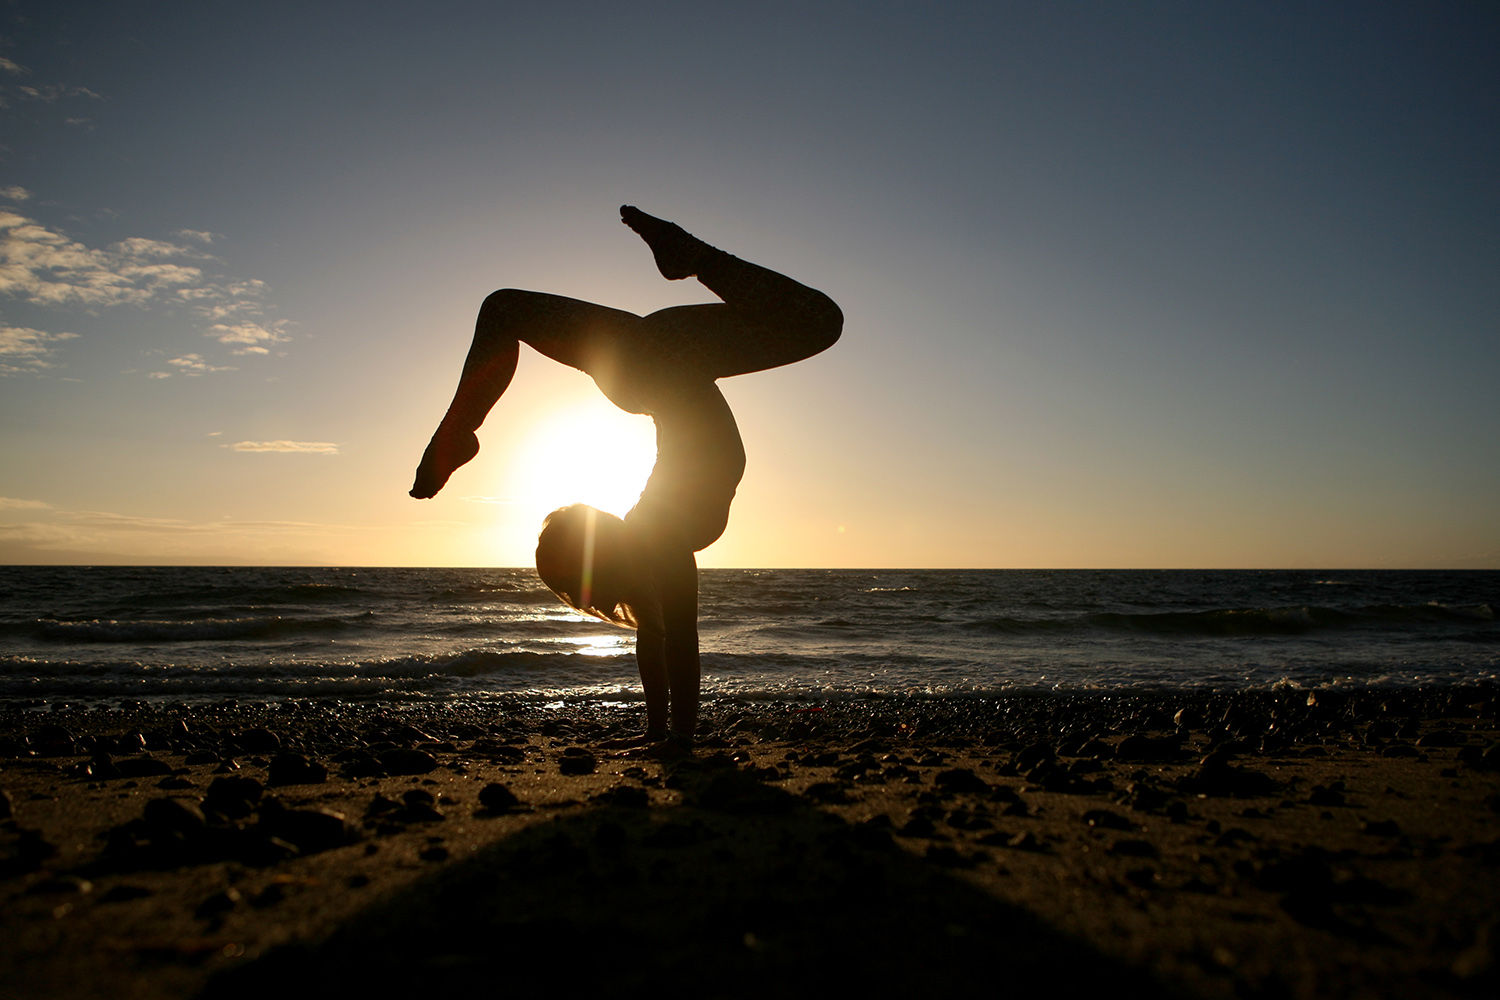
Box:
[2, 687, 1497, 999]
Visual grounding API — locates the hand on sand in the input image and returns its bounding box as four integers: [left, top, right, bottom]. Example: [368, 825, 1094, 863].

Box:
[409, 427, 479, 499]
[620, 205, 706, 281]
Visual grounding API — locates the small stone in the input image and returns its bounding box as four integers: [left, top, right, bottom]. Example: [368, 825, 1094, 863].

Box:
[557, 747, 598, 776]
[379, 747, 438, 776]
[259, 801, 352, 854]
[26, 875, 93, 895]
[267, 753, 328, 786]
[1361, 818, 1402, 837]
[195, 887, 242, 919]
[99, 884, 154, 903]
[1110, 838, 1160, 859]
[240, 728, 281, 753]
[478, 782, 521, 813]
[802, 781, 850, 803]
[142, 797, 208, 837]
[592, 785, 649, 809]
[203, 775, 263, 819]
[1082, 809, 1134, 831]
[1115, 734, 1179, 763]
[1006, 831, 1044, 851]
[419, 844, 450, 862]
[935, 767, 990, 795]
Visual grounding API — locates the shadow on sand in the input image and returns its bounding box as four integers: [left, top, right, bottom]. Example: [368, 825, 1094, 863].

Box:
[202, 765, 1170, 998]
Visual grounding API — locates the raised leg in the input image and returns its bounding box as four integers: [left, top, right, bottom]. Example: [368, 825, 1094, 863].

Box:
[621, 206, 844, 379]
[410, 289, 644, 498]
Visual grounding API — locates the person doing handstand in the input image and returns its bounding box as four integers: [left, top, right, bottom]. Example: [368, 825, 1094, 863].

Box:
[410, 206, 842, 750]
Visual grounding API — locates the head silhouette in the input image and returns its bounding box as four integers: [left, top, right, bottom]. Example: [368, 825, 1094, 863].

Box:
[535, 504, 651, 630]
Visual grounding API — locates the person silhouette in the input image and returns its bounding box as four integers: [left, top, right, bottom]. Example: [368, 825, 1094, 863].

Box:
[411, 206, 842, 750]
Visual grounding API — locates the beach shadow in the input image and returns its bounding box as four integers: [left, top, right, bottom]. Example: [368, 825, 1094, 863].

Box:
[201, 767, 1171, 999]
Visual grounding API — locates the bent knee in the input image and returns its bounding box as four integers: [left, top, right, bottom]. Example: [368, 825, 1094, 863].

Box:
[478, 287, 529, 321]
[802, 290, 843, 353]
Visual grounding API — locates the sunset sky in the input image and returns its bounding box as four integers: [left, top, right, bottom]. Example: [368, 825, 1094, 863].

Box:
[2, 2, 1496, 568]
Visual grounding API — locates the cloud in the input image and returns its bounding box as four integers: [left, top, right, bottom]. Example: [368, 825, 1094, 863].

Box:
[0, 211, 211, 307]
[0, 207, 290, 374]
[0, 57, 25, 76]
[227, 440, 340, 454]
[0, 496, 52, 510]
[0, 186, 29, 201]
[148, 353, 236, 378]
[209, 320, 290, 354]
[0, 324, 78, 373]
[17, 83, 102, 102]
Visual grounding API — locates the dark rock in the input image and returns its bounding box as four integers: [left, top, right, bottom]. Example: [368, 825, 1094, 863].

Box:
[380, 747, 439, 776]
[1361, 818, 1402, 837]
[1014, 742, 1054, 772]
[1115, 734, 1180, 763]
[1182, 749, 1279, 798]
[935, 767, 990, 795]
[340, 752, 387, 778]
[259, 800, 353, 854]
[142, 797, 208, 837]
[1416, 729, 1463, 747]
[1109, 838, 1160, 858]
[1006, 831, 1045, 852]
[400, 789, 444, 821]
[477, 782, 522, 813]
[688, 769, 793, 815]
[556, 747, 597, 776]
[99, 884, 154, 903]
[924, 844, 974, 868]
[203, 775, 263, 819]
[267, 753, 328, 786]
[196, 887, 242, 919]
[240, 728, 282, 753]
[802, 781, 851, 803]
[26, 874, 93, 895]
[86, 752, 120, 779]
[0, 788, 10, 820]
[1082, 809, 1134, 831]
[898, 813, 938, 838]
[419, 845, 450, 862]
[1306, 781, 1347, 807]
[31, 724, 77, 756]
[592, 784, 649, 808]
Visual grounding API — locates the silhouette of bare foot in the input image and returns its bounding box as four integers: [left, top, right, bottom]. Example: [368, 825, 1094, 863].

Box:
[410, 427, 479, 498]
[620, 205, 708, 280]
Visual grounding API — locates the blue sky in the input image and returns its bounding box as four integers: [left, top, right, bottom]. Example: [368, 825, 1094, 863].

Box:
[2, 1, 1496, 566]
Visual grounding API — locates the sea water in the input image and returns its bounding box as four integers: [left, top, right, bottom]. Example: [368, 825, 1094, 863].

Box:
[0, 567, 1495, 705]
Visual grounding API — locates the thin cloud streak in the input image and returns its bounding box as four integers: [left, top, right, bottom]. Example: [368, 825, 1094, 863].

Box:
[227, 440, 340, 454]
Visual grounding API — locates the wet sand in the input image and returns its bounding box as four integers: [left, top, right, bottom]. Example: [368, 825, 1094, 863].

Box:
[3, 687, 1498, 999]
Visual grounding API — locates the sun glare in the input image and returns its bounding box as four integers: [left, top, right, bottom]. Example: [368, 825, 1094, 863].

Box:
[509, 399, 657, 519]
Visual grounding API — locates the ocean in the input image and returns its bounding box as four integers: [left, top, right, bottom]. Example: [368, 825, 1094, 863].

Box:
[0, 567, 1495, 706]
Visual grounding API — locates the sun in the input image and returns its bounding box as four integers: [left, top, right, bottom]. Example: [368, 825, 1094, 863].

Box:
[508, 396, 657, 519]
